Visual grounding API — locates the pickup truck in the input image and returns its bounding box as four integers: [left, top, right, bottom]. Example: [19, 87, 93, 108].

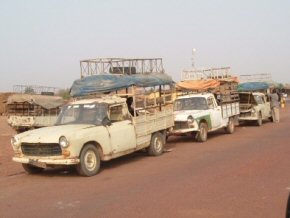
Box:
[170, 93, 240, 142]
[10, 58, 174, 176]
[238, 92, 272, 126]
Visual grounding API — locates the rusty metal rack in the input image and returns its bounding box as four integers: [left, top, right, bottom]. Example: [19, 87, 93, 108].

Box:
[80, 58, 164, 78]
[13, 85, 59, 95]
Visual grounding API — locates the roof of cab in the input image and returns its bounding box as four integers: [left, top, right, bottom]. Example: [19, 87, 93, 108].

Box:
[70, 95, 126, 105]
[176, 93, 213, 100]
[239, 91, 265, 96]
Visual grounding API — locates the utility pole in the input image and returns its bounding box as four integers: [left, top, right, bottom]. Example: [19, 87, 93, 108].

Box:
[192, 48, 196, 69]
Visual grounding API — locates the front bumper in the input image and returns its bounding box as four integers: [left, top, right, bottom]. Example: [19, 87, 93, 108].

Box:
[170, 127, 198, 135]
[12, 156, 80, 166]
[238, 116, 258, 121]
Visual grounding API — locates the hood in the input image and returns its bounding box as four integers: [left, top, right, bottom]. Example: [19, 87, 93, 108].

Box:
[174, 110, 203, 121]
[16, 124, 97, 143]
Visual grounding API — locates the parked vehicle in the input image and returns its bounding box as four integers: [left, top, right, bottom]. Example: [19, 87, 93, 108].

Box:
[238, 92, 272, 126]
[171, 92, 239, 142]
[6, 94, 64, 133]
[10, 58, 175, 176]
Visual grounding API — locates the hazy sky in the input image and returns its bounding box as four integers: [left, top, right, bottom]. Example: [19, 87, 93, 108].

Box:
[1, 0, 290, 92]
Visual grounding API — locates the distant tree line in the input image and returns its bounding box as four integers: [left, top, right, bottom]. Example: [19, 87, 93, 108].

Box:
[56, 88, 71, 100]
[23, 86, 71, 100]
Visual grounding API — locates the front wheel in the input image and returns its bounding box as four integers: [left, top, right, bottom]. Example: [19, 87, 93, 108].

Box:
[76, 144, 101, 177]
[148, 132, 164, 156]
[22, 164, 44, 174]
[225, 117, 235, 134]
[196, 122, 208, 142]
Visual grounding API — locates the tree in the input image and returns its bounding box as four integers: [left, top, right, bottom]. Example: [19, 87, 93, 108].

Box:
[57, 88, 71, 100]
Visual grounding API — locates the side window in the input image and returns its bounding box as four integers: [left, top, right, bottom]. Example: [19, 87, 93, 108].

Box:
[207, 97, 215, 109]
[109, 105, 124, 122]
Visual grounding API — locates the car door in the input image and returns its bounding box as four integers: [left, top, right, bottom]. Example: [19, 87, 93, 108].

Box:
[208, 97, 222, 129]
[107, 104, 136, 154]
[263, 95, 271, 118]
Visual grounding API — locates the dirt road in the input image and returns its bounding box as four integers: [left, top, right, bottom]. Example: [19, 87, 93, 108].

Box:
[1, 105, 290, 218]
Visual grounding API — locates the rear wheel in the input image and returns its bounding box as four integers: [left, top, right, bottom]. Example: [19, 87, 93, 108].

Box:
[225, 117, 235, 134]
[76, 144, 101, 177]
[257, 112, 262, 126]
[148, 132, 164, 156]
[22, 164, 43, 174]
[196, 122, 208, 142]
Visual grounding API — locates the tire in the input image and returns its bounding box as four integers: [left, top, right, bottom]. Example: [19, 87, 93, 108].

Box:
[196, 122, 208, 142]
[269, 116, 273, 122]
[286, 192, 290, 218]
[257, 112, 262, 126]
[148, 132, 164, 156]
[22, 163, 43, 174]
[76, 144, 101, 177]
[225, 117, 235, 134]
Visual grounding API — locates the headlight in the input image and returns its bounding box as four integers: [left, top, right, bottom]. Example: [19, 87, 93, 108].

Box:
[187, 116, 194, 127]
[11, 136, 20, 148]
[59, 136, 69, 148]
[251, 108, 256, 114]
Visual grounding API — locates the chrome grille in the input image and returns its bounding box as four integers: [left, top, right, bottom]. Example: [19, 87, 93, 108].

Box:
[21, 143, 61, 156]
[174, 121, 188, 130]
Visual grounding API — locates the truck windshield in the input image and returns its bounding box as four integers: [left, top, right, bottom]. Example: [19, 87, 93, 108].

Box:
[55, 103, 108, 125]
[174, 97, 208, 111]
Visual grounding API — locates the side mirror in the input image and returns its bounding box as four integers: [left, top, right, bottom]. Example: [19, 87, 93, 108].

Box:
[102, 116, 112, 126]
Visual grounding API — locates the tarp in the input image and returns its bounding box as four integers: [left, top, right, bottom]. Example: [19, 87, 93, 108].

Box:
[266, 82, 284, 89]
[219, 77, 239, 84]
[176, 79, 221, 91]
[70, 73, 174, 97]
[176, 77, 239, 91]
[237, 82, 269, 91]
[7, 94, 64, 109]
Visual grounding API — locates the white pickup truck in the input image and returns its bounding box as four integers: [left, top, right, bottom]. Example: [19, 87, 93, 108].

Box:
[11, 95, 173, 176]
[171, 93, 240, 142]
[238, 92, 272, 126]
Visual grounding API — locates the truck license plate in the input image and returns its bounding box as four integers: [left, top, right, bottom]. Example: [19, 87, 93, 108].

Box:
[29, 159, 46, 168]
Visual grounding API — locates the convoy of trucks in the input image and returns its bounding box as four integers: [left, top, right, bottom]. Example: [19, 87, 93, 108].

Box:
[7, 59, 280, 176]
